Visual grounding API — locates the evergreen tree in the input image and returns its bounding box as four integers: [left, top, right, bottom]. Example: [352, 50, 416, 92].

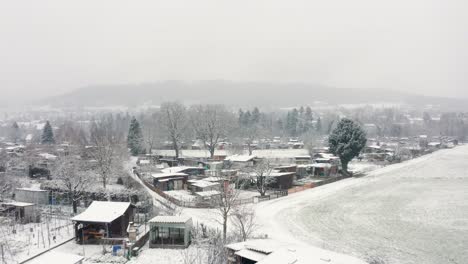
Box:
[252, 107, 261, 124]
[243, 111, 252, 126]
[299, 106, 305, 116]
[304, 106, 313, 132]
[127, 117, 145, 156]
[238, 109, 244, 126]
[290, 108, 299, 136]
[10, 121, 21, 143]
[316, 117, 322, 134]
[41, 121, 55, 144]
[328, 118, 367, 174]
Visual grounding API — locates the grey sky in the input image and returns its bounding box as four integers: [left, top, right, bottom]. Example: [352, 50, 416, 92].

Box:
[1, 0, 467, 102]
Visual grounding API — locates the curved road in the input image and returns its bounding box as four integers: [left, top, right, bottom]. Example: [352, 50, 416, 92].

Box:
[256, 146, 468, 264]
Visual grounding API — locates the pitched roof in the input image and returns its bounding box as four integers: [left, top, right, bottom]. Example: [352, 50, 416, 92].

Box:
[149, 215, 192, 224]
[151, 172, 188, 179]
[162, 166, 203, 173]
[71, 201, 131, 223]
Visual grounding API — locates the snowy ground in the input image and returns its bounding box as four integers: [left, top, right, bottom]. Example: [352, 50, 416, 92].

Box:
[0, 216, 74, 263]
[255, 145, 468, 264]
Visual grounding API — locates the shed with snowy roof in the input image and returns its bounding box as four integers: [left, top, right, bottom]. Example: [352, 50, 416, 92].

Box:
[149, 215, 193, 248]
[71, 201, 135, 244]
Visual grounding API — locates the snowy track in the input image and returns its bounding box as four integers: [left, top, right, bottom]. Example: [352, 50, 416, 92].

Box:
[256, 146, 468, 264]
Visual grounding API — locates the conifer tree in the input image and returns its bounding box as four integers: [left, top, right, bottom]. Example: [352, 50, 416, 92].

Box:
[127, 117, 145, 156]
[41, 121, 55, 144]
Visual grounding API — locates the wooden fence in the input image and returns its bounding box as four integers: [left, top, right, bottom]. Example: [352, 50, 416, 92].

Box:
[288, 175, 350, 195]
[134, 170, 288, 208]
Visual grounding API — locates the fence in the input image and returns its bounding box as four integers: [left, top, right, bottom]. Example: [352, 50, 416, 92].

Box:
[287, 175, 350, 195]
[134, 170, 288, 208]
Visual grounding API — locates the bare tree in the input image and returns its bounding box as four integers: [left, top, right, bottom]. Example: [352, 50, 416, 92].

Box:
[190, 104, 233, 159]
[141, 112, 161, 154]
[232, 205, 257, 241]
[242, 125, 260, 156]
[249, 159, 275, 197]
[89, 116, 125, 189]
[160, 102, 187, 159]
[52, 156, 92, 213]
[213, 177, 241, 242]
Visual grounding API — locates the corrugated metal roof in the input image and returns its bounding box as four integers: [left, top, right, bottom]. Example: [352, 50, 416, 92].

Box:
[235, 249, 268, 262]
[71, 201, 131, 223]
[149, 215, 192, 224]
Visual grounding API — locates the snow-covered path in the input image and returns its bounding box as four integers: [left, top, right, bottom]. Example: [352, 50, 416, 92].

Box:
[255, 145, 468, 264]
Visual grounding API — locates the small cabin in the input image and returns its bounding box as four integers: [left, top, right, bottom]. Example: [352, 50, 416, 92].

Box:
[71, 201, 135, 244]
[0, 201, 38, 223]
[15, 188, 49, 205]
[152, 172, 188, 191]
[149, 215, 193, 248]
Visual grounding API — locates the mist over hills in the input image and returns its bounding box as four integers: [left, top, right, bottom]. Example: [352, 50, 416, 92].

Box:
[40, 81, 468, 111]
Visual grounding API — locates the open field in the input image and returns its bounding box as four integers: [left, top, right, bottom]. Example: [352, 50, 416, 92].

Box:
[256, 145, 468, 264]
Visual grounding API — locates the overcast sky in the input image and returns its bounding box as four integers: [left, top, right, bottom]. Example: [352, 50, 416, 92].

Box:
[1, 0, 467, 102]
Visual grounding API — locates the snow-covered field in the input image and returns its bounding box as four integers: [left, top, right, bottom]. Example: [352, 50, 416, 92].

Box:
[255, 145, 468, 264]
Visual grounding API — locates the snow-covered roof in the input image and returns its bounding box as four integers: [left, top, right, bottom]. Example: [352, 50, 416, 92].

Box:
[225, 154, 256, 162]
[71, 201, 131, 223]
[139, 160, 150, 164]
[226, 239, 288, 254]
[162, 166, 203, 174]
[149, 215, 192, 224]
[311, 163, 332, 168]
[226, 239, 366, 264]
[257, 246, 366, 264]
[2, 201, 34, 207]
[190, 180, 219, 188]
[236, 248, 267, 262]
[16, 187, 48, 192]
[202, 176, 222, 182]
[38, 153, 58, 160]
[195, 190, 221, 197]
[29, 252, 84, 264]
[151, 172, 188, 179]
[267, 172, 295, 177]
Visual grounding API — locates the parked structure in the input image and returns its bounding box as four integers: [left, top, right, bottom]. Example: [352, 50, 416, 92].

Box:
[71, 201, 135, 244]
[15, 187, 49, 205]
[152, 172, 188, 191]
[149, 215, 193, 248]
[0, 201, 38, 223]
[225, 239, 366, 264]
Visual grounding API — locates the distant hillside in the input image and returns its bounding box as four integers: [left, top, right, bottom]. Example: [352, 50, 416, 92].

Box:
[40, 81, 468, 110]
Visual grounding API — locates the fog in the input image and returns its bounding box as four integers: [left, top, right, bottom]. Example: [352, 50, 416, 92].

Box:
[1, 0, 467, 103]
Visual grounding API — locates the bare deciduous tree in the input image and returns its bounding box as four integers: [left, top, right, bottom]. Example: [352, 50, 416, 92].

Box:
[160, 102, 187, 159]
[89, 116, 125, 189]
[249, 159, 275, 197]
[232, 205, 257, 241]
[213, 177, 241, 242]
[141, 112, 161, 155]
[53, 156, 92, 213]
[190, 104, 233, 159]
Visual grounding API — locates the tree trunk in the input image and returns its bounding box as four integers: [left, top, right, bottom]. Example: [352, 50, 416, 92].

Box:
[210, 146, 215, 159]
[341, 160, 349, 176]
[223, 214, 227, 242]
[248, 144, 253, 156]
[173, 140, 179, 159]
[72, 200, 78, 214]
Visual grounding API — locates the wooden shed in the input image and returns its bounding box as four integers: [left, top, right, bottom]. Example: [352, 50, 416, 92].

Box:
[71, 201, 135, 244]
